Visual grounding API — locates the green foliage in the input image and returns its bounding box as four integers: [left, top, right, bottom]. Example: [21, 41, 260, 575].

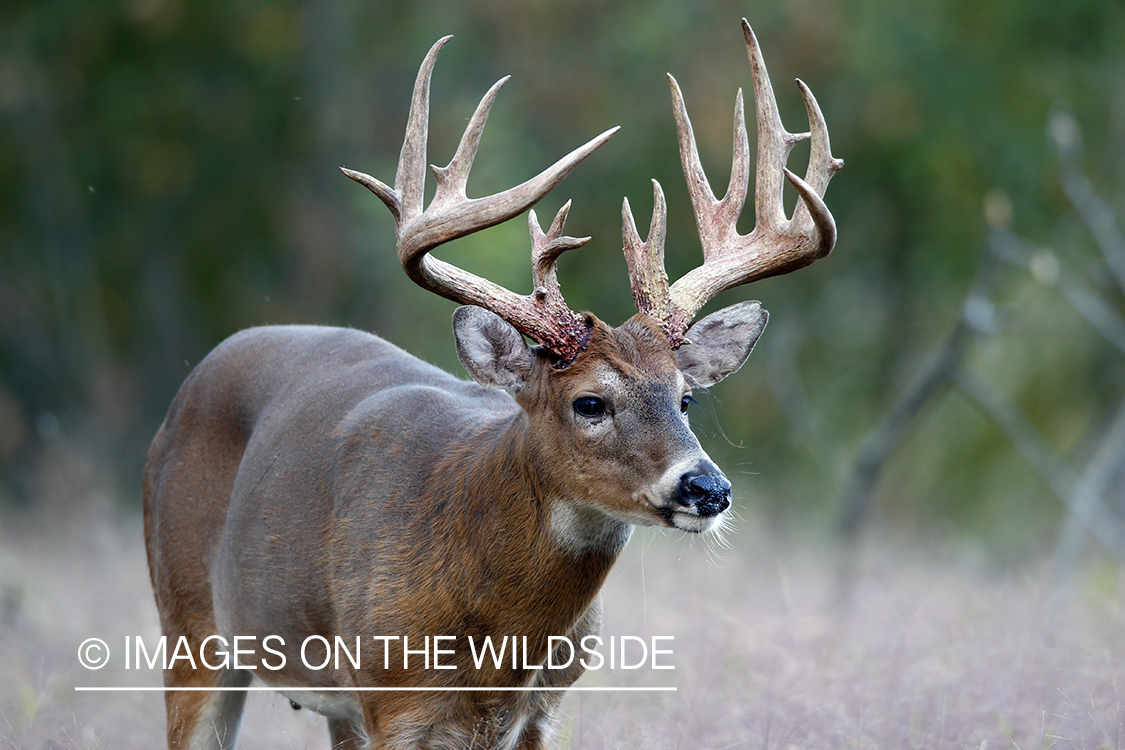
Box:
[1, 0, 1123, 556]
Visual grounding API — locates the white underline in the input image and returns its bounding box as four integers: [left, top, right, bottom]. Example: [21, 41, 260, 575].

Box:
[75, 686, 675, 692]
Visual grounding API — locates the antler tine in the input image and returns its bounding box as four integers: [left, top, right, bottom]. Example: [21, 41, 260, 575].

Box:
[796, 79, 843, 194]
[397, 124, 617, 271]
[430, 74, 512, 212]
[622, 180, 676, 332]
[528, 202, 592, 331]
[743, 20, 806, 232]
[668, 75, 752, 246]
[790, 78, 845, 244]
[399, 36, 450, 226]
[339, 35, 451, 228]
[530, 201, 591, 292]
[783, 167, 837, 260]
[342, 36, 619, 363]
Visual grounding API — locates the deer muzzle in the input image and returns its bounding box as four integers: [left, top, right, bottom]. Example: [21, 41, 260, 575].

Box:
[674, 468, 732, 518]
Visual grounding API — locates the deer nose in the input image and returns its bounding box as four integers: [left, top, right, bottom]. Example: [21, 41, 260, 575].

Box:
[675, 471, 732, 517]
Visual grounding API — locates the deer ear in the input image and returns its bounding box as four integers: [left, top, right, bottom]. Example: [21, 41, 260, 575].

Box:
[454, 306, 535, 392]
[675, 300, 768, 388]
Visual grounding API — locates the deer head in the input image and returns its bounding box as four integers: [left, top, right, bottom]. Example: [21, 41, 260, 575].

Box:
[341, 19, 842, 532]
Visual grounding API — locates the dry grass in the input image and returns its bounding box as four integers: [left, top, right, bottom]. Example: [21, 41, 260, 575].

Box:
[1, 511, 1122, 750]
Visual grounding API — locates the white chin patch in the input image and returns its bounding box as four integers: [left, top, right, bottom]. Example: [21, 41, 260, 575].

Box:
[550, 502, 636, 554]
[668, 509, 723, 534]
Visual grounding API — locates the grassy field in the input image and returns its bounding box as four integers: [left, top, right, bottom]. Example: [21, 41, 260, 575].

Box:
[2, 510, 1123, 749]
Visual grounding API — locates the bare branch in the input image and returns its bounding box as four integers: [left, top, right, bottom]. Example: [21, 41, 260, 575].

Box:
[836, 250, 1000, 538]
[1050, 109, 1125, 294]
[837, 331, 963, 538]
[958, 370, 1125, 567]
[990, 228, 1125, 353]
[767, 319, 850, 479]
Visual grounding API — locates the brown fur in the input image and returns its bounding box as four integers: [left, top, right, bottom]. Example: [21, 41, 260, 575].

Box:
[144, 314, 732, 749]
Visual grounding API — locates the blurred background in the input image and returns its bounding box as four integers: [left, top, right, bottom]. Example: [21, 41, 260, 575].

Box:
[2, 0, 1124, 568]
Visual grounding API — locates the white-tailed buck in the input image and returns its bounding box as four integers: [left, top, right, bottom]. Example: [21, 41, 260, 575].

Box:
[144, 18, 841, 750]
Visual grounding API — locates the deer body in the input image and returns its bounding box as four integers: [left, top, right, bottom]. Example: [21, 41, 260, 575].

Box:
[144, 325, 579, 745]
[145, 19, 840, 750]
[146, 315, 744, 748]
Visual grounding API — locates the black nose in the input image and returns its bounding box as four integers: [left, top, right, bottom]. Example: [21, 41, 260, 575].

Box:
[675, 472, 732, 517]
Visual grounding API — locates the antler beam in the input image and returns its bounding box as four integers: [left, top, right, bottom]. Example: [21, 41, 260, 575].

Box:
[625, 18, 843, 346]
[346, 21, 841, 360]
[342, 36, 618, 362]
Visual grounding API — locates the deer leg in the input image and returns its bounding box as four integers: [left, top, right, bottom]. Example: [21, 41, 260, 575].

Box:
[164, 660, 251, 750]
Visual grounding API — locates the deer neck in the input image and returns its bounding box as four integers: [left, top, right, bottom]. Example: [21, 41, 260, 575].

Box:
[434, 411, 630, 638]
[480, 409, 631, 554]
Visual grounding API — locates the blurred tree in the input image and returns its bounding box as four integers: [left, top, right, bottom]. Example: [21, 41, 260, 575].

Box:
[0, 0, 1122, 560]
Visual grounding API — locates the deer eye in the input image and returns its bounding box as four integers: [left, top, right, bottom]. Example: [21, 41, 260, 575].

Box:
[681, 394, 695, 414]
[573, 396, 606, 418]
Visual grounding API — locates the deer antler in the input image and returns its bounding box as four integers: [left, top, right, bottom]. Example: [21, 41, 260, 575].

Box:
[624, 19, 844, 346]
[342, 36, 618, 362]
